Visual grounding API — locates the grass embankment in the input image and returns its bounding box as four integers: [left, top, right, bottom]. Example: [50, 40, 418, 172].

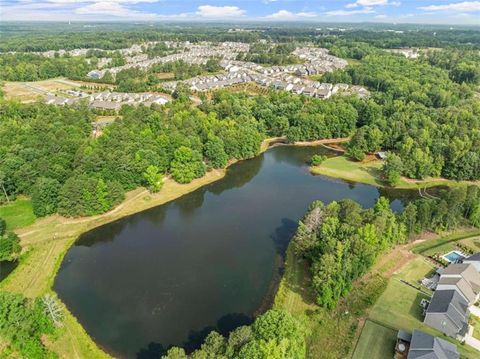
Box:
[311, 155, 479, 189]
[274, 243, 395, 358]
[0, 138, 283, 358]
[0, 199, 36, 230]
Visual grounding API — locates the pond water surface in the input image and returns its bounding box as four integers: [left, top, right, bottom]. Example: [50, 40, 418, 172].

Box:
[54, 145, 419, 358]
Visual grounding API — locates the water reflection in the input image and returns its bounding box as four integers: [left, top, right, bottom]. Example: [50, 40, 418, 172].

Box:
[54, 146, 422, 358]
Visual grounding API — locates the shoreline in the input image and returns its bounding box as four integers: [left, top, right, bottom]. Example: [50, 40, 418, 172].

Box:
[310, 155, 479, 190]
[3, 138, 475, 358]
[0, 137, 316, 358]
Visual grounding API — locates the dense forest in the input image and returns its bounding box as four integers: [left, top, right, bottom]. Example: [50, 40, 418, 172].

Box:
[0, 53, 94, 82]
[322, 49, 480, 182]
[0, 291, 57, 358]
[0, 91, 361, 216]
[237, 42, 300, 65]
[1, 23, 479, 52]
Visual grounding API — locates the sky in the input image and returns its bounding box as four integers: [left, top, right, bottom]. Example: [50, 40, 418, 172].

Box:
[1, 0, 480, 25]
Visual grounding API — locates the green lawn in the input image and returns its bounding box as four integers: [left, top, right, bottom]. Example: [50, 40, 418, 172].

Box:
[412, 229, 480, 256]
[0, 199, 36, 230]
[352, 320, 397, 359]
[311, 156, 384, 187]
[471, 316, 480, 341]
[275, 246, 388, 358]
[310, 155, 478, 189]
[368, 255, 480, 358]
[369, 257, 433, 331]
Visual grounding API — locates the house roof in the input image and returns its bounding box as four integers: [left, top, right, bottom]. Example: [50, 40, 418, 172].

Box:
[398, 330, 412, 342]
[465, 253, 480, 261]
[442, 263, 480, 294]
[427, 289, 469, 333]
[437, 276, 477, 304]
[407, 330, 459, 359]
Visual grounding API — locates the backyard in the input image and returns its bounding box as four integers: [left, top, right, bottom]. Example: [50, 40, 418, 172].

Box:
[352, 320, 397, 359]
[360, 233, 480, 359]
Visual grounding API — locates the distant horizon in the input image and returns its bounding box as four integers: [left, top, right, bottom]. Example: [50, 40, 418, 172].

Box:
[1, 1, 480, 25]
[1, 20, 479, 28]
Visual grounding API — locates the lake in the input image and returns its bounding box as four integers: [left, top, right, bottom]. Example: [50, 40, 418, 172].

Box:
[54, 145, 418, 358]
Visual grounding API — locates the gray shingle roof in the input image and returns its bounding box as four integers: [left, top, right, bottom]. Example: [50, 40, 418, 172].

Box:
[465, 253, 480, 261]
[407, 330, 459, 359]
[427, 290, 469, 335]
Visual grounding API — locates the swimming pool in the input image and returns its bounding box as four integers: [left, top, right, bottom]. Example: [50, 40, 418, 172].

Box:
[442, 251, 466, 263]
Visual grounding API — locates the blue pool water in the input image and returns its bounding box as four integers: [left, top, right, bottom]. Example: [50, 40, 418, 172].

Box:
[444, 251, 465, 263]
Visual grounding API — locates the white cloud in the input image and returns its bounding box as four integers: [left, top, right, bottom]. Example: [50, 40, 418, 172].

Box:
[374, 14, 387, 18]
[75, 1, 154, 17]
[346, 0, 400, 7]
[2, 0, 161, 20]
[195, 5, 245, 18]
[265, 10, 317, 20]
[326, 7, 375, 16]
[419, 1, 480, 12]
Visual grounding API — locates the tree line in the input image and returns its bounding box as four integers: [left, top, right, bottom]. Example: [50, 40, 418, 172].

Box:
[325, 50, 480, 182]
[161, 309, 306, 359]
[293, 186, 480, 309]
[0, 91, 362, 217]
[0, 53, 94, 82]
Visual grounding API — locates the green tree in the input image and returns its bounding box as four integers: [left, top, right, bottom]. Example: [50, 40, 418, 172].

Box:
[205, 136, 228, 169]
[382, 153, 403, 186]
[31, 177, 60, 217]
[170, 146, 206, 184]
[0, 232, 21, 261]
[0, 217, 6, 237]
[143, 165, 163, 193]
[310, 154, 327, 166]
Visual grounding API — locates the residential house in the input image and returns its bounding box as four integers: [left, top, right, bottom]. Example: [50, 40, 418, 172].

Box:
[436, 263, 480, 305]
[463, 253, 480, 273]
[397, 329, 460, 359]
[424, 289, 470, 339]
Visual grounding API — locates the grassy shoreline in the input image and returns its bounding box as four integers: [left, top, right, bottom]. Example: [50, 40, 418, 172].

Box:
[2, 140, 478, 358]
[311, 155, 479, 189]
[0, 137, 289, 358]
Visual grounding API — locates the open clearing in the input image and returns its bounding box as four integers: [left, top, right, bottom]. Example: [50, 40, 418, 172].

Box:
[2, 77, 114, 102]
[352, 320, 397, 359]
[0, 199, 36, 230]
[311, 155, 480, 189]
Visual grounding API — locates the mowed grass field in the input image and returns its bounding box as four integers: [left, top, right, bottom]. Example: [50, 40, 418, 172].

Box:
[2, 77, 114, 102]
[352, 320, 397, 359]
[411, 228, 480, 256]
[274, 245, 389, 358]
[311, 155, 480, 189]
[0, 199, 36, 230]
[367, 238, 480, 358]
